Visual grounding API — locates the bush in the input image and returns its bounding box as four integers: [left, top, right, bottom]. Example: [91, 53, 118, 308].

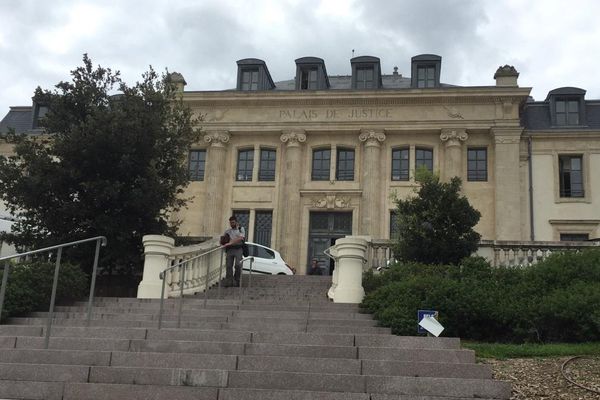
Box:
[0, 262, 88, 320]
[362, 250, 600, 343]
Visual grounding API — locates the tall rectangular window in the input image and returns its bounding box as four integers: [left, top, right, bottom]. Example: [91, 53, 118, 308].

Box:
[258, 149, 276, 181]
[312, 149, 331, 181]
[254, 210, 273, 247]
[417, 66, 435, 88]
[236, 149, 254, 181]
[356, 67, 374, 89]
[188, 150, 206, 181]
[415, 148, 433, 172]
[300, 68, 318, 90]
[556, 99, 579, 125]
[391, 148, 409, 181]
[559, 155, 584, 197]
[467, 148, 487, 181]
[336, 148, 355, 181]
[390, 211, 400, 240]
[241, 69, 259, 91]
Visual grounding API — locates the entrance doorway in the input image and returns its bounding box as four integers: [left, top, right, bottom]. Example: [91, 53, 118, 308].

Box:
[308, 212, 352, 275]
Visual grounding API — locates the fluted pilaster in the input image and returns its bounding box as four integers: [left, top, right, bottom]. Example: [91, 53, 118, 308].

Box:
[359, 129, 386, 237]
[203, 130, 230, 235]
[440, 128, 468, 180]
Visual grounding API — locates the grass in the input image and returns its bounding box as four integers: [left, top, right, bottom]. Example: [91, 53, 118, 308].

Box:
[462, 342, 600, 359]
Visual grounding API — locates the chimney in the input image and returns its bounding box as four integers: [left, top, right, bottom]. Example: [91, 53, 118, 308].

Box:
[494, 65, 519, 87]
[168, 72, 187, 92]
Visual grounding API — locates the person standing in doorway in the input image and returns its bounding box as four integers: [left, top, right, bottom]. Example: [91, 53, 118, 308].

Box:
[222, 216, 245, 287]
[307, 258, 323, 275]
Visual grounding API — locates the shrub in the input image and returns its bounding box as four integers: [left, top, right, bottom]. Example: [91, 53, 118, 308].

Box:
[362, 249, 600, 343]
[0, 262, 88, 320]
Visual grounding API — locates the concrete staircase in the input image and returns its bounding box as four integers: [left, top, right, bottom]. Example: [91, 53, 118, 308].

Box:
[0, 275, 510, 399]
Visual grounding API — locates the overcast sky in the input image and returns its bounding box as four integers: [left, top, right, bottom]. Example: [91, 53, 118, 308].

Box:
[1, 0, 599, 114]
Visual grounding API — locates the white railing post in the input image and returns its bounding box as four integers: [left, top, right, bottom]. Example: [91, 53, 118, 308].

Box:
[333, 236, 368, 303]
[137, 235, 174, 299]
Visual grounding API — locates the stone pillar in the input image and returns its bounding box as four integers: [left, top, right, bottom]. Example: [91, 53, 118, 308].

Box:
[203, 130, 230, 236]
[137, 235, 174, 299]
[492, 128, 523, 240]
[359, 130, 386, 237]
[333, 236, 368, 303]
[279, 129, 306, 270]
[440, 128, 468, 181]
[494, 65, 519, 87]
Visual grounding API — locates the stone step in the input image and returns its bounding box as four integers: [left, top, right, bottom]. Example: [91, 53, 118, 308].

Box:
[63, 382, 217, 400]
[227, 371, 510, 398]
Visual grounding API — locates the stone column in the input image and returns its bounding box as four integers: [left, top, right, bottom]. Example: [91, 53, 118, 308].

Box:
[359, 129, 386, 237]
[492, 128, 523, 240]
[333, 236, 368, 303]
[279, 129, 306, 270]
[203, 130, 230, 236]
[137, 235, 174, 299]
[440, 128, 468, 180]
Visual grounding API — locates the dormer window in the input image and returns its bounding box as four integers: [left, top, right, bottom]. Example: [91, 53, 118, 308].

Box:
[555, 98, 579, 125]
[416, 65, 436, 88]
[351, 56, 382, 89]
[32, 102, 49, 129]
[411, 54, 442, 88]
[236, 59, 275, 91]
[547, 87, 586, 127]
[241, 69, 259, 91]
[295, 57, 330, 90]
[300, 68, 318, 89]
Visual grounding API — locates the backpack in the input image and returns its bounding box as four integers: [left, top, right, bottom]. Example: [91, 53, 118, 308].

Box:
[242, 241, 249, 257]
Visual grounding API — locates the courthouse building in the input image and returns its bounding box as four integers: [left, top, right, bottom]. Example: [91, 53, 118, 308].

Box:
[2, 54, 599, 272]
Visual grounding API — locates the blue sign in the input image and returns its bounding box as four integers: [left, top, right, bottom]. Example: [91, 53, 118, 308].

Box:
[417, 309, 439, 334]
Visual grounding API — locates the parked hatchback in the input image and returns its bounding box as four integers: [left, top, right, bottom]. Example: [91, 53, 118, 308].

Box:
[241, 242, 294, 275]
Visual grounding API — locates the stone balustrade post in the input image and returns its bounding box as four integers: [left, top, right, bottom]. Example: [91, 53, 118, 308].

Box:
[333, 236, 368, 303]
[137, 235, 174, 299]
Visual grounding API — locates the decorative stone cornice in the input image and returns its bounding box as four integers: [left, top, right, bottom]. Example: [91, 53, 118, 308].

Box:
[359, 129, 386, 147]
[280, 129, 307, 147]
[440, 129, 468, 146]
[492, 127, 523, 144]
[494, 136, 522, 144]
[203, 130, 230, 147]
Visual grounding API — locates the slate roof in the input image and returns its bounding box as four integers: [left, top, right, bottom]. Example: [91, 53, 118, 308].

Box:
[523, 101, 600, 130]
[270, 74, 457, 90]
[0, 106, 34, 134]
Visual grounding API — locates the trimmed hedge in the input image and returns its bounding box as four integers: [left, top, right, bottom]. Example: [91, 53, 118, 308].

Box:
[361, 249, 600, 343]
[0, 262, 88, 320]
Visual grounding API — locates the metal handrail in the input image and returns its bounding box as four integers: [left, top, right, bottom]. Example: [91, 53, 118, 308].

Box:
[157, 244, 224, 329]
[0, 236, 107, 349]
[238, 256, 254, 303]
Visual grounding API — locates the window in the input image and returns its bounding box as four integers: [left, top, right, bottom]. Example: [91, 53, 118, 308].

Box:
[356, 67, 374, 89]
[560, 233, 589, 242]
[390, 211, 400, 240]
[254, 211, 273, 247]
[248, 244, 275, 259]
[391, 148, 409, 181]
[300, 68, 318, 90]
[241, 69, 259, 91]
[559, 155, 584, 197]
[336, 148, 355, 181]
[467, 148, 487, 181]
[236, 149, 254, 181]
[188, 150, 206, 181]
[416, 148, 433, 172]
[555, 98, 579, 125]
[417, 66, 435, 88]
[312, 149, 331, 181]
[258, 149, 276, 181]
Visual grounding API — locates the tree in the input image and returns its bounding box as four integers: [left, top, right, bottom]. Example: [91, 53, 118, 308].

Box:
[393, 169, 481, 265]
[0, 55, 200, 278]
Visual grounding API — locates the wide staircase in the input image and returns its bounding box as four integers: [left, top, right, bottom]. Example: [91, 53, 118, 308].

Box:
[0, 275, 510, 399]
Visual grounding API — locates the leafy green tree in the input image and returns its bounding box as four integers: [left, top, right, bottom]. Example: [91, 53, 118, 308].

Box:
[0, 55, 200, 278]
[394, 169, 481, 265]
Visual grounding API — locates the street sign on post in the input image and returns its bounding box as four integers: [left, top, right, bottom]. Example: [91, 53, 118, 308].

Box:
[417, 309, 439, 334]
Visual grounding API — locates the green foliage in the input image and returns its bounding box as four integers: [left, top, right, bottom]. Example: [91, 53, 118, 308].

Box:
[1, 262, 88, 320]
[394, 169, 481, 265]
[463, 341, 600, 359]
[0, 55, 201, 277]
[362, 249, 600, 343]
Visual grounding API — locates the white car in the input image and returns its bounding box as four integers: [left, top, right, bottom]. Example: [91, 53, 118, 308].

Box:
[240, 242, 294, 275]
